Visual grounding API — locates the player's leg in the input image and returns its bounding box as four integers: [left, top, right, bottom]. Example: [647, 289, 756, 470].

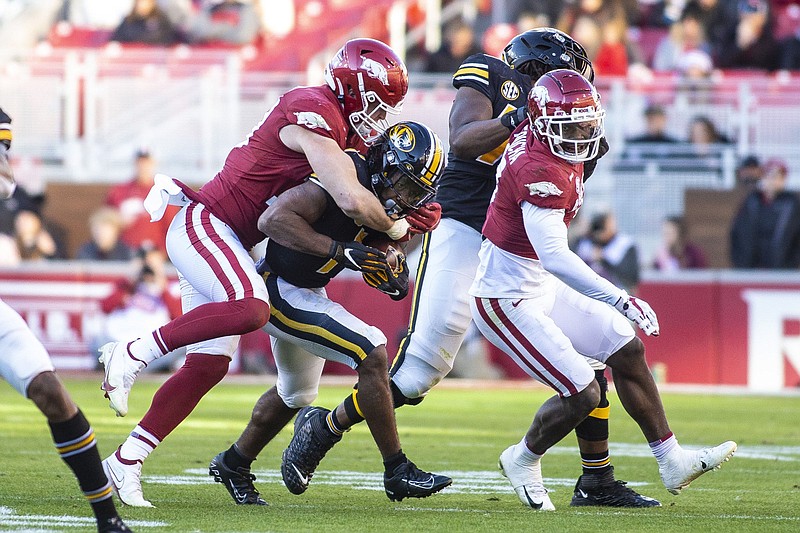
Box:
[264, 278, 451, 500]
[471, 294, 600, 511]
[99, 202, 269, 416]
[0, 301, 129, 532]
[553, 282, 736, 495]
[210, 337, 324, 505]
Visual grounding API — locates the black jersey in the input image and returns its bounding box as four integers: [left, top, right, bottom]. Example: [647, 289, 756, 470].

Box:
[436, 54, 531, 232]
[263, 152, 382, 289]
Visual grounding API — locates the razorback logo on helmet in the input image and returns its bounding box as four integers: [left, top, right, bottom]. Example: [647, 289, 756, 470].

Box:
[294, 112, 331, 131]
[361, 57, 390, 86]
[525, 181, 563, 198]
[389, 124, 415, 152]
[530, 86, 549, 109]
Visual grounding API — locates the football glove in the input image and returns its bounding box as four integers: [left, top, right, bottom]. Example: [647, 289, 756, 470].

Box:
[0, 108, 12, 150]
[499, 106, 528, 132]
[583, 136, 609, 181]
[614, 294, 659, 336]
[362, 254, 409, 301]
[328, 240, 389, 273]
[406, 202, 442, 235]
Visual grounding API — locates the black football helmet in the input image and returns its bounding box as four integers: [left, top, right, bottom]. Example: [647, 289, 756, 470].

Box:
[501, 27, 594, 82]
[367, 121, 444, 217]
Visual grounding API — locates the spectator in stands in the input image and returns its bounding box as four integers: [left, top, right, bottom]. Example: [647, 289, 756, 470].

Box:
[715, 0, 780, 70]
[94, 245, 183, 371]
[574, 211, 641, 293]
[686, 114, 730, 166]
[185, 0, 261, 46]
[730, 158, 800, 269]
[13, 208, 64, 261]
[516, 10, 551, 32]
[110, 0, 183, 45]
[76, 207, 135, 261]
[106, 148, 174, 253]
[735, 154, 763, 190]
[652, 215, 708, 271]
[684, 0, 741, 60]
[0, 184, 40, 236]
[622, 104, 680, 162]
[652, 6, 713, 73]
[424, 18, 482, 73]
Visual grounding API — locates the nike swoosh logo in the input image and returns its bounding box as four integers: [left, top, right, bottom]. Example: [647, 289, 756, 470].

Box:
[291, 464, 309, 486]
[522, 487, 544, 509]
[406, 476, 435, 490]
[578, 489, 588, 498]
[511, 300, 523, 308]
[230, 481, 248, 504]
[385, 289, 400, 296]
[101, 381, 116, 392]
[108, 466, 124, 487]
[343, 249, 359, 269]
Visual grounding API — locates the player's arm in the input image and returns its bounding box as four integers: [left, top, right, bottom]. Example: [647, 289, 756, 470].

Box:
[448, 87, 517, 160]
[521, 202, 659, 335]
[279, 125, 409, 239]
[257, 180, 332, 257]
[0, 107, 16, 199]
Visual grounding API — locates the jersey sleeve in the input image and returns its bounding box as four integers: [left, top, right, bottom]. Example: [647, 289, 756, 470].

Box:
[452, 54, 493, 100]
[281, 91, 343, 142]
[515, 164, 574, 211]
[0, 107, 12, 149]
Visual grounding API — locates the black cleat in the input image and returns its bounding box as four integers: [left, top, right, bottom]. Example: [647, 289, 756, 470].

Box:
[570, 468, 661, 508]
[281, 406, 342, 495]
[98, 516, 132, 533]
[209, 451, 268, 505]
[384, 460, 452, 502]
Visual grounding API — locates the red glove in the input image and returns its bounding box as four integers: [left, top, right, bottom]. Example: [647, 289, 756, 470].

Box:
[406, 202, 442, 235]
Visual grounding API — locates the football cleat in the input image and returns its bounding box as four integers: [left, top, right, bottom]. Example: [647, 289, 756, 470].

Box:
[209, 451, 268, 506]
[281, 406, 342, 495]
[383, 460, 452, 501]
[97, 516, 132, 533]
[570, 467, 661, 507]
[660, 441, 737, 495]
[99, 341, 144, 417]
[103, 452, 153, 507]
[498, 445, 555, 511]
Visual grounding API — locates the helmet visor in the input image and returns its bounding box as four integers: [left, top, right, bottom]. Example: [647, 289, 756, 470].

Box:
[378, 166, 436, 215]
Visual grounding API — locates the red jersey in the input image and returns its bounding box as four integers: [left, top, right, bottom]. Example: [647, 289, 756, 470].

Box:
[107, 179, 177, 252]
[482, 125, 584, 259]
[180, 85, 358, 250]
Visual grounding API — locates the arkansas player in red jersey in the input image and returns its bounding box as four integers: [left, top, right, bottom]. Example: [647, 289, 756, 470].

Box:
[470, 70, 736, 510]
[97, 39, 439, 507]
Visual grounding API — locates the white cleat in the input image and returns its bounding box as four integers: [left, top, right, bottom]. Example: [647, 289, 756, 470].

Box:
[99, 341, 143, 417]
[498, 445, 555, 511]
[103, 452, 154, 507]
[660, 440, 737, 495]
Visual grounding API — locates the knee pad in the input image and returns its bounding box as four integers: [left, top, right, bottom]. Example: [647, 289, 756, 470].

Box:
[390, 380, 423, 408]
[279, 389, 318, 410]
[391, 356, 446, 400]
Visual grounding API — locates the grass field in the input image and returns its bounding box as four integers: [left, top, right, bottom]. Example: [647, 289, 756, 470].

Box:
[1, 376, 799, 532]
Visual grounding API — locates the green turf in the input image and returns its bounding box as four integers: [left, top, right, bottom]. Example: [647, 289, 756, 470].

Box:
[1, 377, 799, 532]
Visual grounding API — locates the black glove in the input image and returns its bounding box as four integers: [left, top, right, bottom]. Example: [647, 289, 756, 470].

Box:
[328, 240, 388, 273]
[0, 108, 11, 150]
[499, 106, 528, 132]
[362, 255, 409, 301]
[583, 136, 609, 181]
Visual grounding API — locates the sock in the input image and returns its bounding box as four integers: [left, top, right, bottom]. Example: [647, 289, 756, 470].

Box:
[128, 334, 166, 365]
[326, 411, 346, 436]
[515, 437, 544, 465]
[49, 410, 117, 522]
[580, 450, 612, 477]
[223, 443, 253, 471]
[649, 432, 679, 464]
[118, 425, 161, 463]
[383, 450, 407, 475]
[342, 389, 366, 426]
[138, 353, 229, 439]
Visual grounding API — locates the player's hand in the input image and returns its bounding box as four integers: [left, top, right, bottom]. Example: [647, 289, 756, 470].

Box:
[583, 137, 609, 181]
[0, 108, 12, 150]
[614, 294, 659, 336]
[500, 106, 528, 131]
[329, 240, 389, 273]
[362, 255, 409, 301]
[406, 202, 442, 234]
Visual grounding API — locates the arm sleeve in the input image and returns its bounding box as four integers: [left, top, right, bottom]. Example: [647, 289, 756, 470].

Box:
[522, 202, 626, 306]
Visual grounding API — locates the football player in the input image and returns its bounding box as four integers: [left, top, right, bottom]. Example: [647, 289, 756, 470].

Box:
[0, 108, 131, 533]
[99, 38, 440, 507]
[207, 121, 451, 505]
[469, 69, 736, 510]
[285, 28, 655, 507]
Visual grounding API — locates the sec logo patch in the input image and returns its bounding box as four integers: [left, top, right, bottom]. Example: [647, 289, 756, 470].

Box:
[501, 80, 520, 101]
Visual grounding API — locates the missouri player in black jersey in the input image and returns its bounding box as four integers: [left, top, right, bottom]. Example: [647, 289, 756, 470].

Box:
[288, 28, 659, 509]
[208, 121, 451, 505]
